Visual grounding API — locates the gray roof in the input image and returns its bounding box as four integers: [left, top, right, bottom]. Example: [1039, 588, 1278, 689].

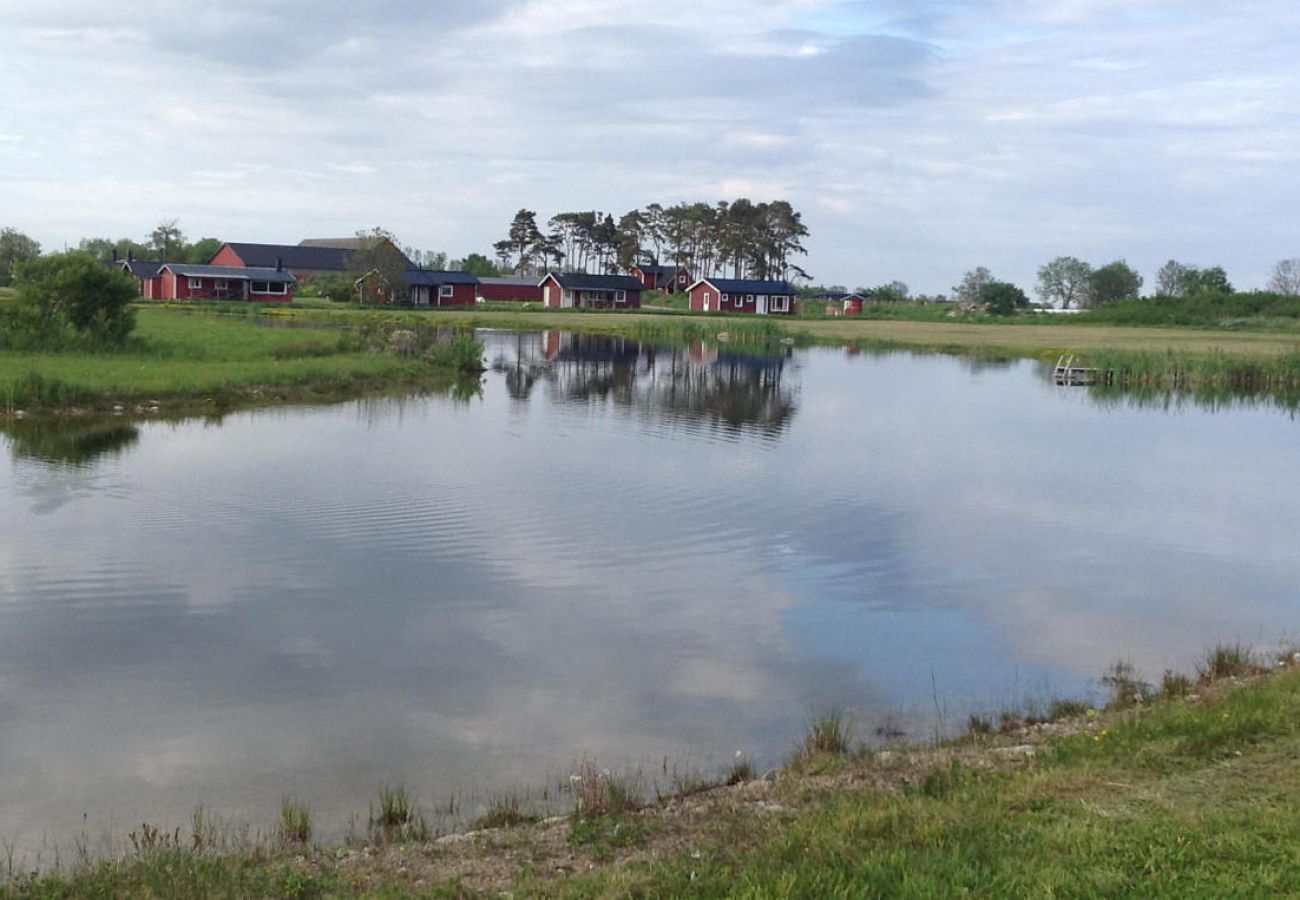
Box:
[479, 276, 541, 287]
[403, 270, 479, 287]
[116, 260, 162, 279]
[163, 264, 296, 284]
[810, 291, 870, 302]
[692, 278, 797, 295]
[545, 272, 644, 291]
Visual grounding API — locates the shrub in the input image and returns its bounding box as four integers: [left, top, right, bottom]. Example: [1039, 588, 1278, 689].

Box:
[5, 252, 137, 349]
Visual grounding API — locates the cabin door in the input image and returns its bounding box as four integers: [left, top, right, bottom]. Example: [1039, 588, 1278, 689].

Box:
[756, 295, 768, 315]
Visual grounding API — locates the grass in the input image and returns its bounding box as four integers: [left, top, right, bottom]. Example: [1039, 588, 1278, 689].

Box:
[0, 306, 482, 413]
[5, 650, 1300, 896]
[278, 797, 312, 846]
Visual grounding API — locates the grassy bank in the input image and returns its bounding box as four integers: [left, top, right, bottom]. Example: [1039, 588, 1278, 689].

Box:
[0, 306, 481, 414]
[6, 645, 1298, 897]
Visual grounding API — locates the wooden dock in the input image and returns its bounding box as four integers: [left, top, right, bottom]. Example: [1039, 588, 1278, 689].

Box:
[1053, 354, 1099, 386]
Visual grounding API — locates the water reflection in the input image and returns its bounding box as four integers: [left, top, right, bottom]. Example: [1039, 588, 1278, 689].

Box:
[1, 417, 140, 467]
[486, 331, 798, 438]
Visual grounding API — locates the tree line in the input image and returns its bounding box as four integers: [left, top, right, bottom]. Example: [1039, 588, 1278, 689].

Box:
[490, 199, 810, 282]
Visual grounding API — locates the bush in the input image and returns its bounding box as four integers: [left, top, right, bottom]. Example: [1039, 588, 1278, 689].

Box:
[4, 252, 137, 349]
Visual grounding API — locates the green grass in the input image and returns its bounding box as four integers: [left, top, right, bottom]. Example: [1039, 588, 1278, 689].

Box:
[0, 307, 477, 413]
[546, 668, 1300, 898]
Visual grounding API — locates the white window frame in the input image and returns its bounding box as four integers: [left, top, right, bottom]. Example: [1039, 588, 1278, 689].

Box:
[188, 277, 203, 290]
[722, 293, 730, 302]
[215, 279, 228, 290]
[771, 295, 789, 313]
[439, 284, 455, 298]
[746, 294, 754, 302]
[614, 290, 626, 303]
[703, 291, 712, 306]
[251, 281, 288, 295]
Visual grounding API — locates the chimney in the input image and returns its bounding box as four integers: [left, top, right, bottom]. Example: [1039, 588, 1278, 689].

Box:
[276, 256, 283, 272]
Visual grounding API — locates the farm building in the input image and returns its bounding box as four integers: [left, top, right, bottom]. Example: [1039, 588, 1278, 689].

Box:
[630, 264, 691, 293]
[155, 264, 296, 302]
[476, 276, 544, 303]
[686, 278, 798, 315]
[539, 273, 644, 309]
[207, 239, 412, 280]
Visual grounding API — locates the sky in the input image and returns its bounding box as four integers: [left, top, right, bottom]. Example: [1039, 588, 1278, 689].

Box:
[1, 0, 1298, 294]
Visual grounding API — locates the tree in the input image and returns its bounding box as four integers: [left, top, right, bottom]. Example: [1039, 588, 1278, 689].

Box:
[76, 236, 151, 263]
[872, 280, 910, 303]
[1268, 258, 1300, 297]
[979, 280, 1030, 316]
[1155, 259, 1196, 297]
[186, 237, 223, 265]
[952, 267, 993, 305]
[6, 252, 137, 347]
[349, 226, 410, 304]
[458, 253, 500, 277]
[1036, 256, 1093, 309]
[1187, 265, 1233, 295]
[0, 227, 41, 285]
[1087, 260, 1143, 307]
[148, 219, 186, 262]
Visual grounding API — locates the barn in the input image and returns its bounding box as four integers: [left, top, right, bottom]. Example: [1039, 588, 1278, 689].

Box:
[686, 278, 798, 315]
[539, 273, 644, 309]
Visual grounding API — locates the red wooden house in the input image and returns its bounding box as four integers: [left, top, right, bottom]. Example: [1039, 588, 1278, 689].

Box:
[630, 264, 690, 294]
[207, 239, 413, 281]
[686, 278, 798, 315]
[404, 270, 479, 306]
[156, 264, 296, 302]
[539, 273, 644, 309]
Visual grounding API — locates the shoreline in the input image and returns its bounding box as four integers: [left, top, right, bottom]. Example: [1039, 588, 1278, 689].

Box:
[5, 642, 1298, 896]
[4, 304, 1300, 418]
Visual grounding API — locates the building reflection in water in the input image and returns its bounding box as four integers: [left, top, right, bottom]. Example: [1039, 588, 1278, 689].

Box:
[486, 330, 798, 438]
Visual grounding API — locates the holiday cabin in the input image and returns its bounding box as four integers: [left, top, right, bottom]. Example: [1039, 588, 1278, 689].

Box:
[476, 276, 544, 303]
[156, 264, 296, 302]
[630, 264, 691, 294]
[539, 273, 644, 309]
[113, 257, 164, 298]
[810, 291, 872, 316]
[686, 278, 798, 315]
[403, 270, 479, 306]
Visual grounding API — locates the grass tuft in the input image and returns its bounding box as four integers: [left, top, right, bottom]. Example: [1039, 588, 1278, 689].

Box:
[1101, 659, 1153, 708]
[1197, 643, 1265, 683]
[279, 797, 312, 845]
[569, 758, 640, 820]
[472, 792, 539, 831]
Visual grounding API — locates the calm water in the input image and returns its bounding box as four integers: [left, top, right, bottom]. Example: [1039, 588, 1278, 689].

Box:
[2, 330, 1298, 850]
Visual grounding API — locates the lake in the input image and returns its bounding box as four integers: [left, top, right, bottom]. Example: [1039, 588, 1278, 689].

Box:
[2, 329, 1298, 852]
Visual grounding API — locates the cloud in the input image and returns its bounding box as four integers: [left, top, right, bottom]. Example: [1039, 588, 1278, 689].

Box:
[1, 0, 1298, 291]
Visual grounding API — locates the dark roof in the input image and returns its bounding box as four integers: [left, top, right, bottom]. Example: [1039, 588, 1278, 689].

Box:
[403, 270, 480, 287]
[163, 264, 296, 284]
[116, 260, 162, 279]
[545, 273, 644, 291]
[222, 241, 412, 271]
[633, 264, 684, 276]
[694, 278, 797, 295]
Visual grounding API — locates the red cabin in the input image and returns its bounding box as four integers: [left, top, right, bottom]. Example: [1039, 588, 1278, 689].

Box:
[812, 292, 872, 316]
[114, 259, 164, 299]
[540, 273, 644, 309]
[157, 264, 296, 302]
[686, 278, 797, 315]
[630, 264, 691, 294]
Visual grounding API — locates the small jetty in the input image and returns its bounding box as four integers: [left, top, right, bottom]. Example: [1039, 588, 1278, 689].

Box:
[1053, 354, 1099, 386]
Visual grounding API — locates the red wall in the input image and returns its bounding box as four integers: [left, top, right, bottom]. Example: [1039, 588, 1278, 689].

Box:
[541, 276, 563, 308]
[159, 271, 292, 302]
[433, 283, 477, 307]
[476, 283, 543, 303]
[207, 246, 244, 267]
[689, 283, 718, 312]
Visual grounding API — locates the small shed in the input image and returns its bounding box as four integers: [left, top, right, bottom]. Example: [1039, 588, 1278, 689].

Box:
[540, 273, 644, 309]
